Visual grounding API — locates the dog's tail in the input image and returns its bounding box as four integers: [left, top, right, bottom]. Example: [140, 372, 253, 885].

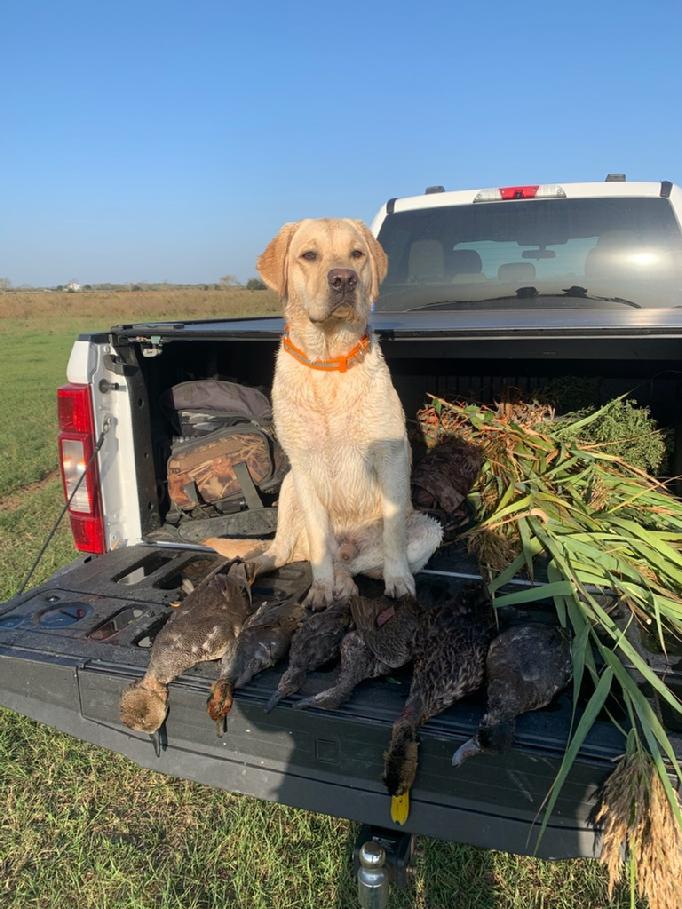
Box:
[202, 539, 269, 560]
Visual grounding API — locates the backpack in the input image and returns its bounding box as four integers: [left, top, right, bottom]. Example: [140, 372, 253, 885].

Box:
[162, 380, 288, 518]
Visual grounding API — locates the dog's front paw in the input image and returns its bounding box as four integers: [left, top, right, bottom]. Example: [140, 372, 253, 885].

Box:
[333, 569, 359, 602]
[384, 568, 416, 599]
[304, 579, 335, 610]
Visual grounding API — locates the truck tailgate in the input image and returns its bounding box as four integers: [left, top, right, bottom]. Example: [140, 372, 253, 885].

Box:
[0, 545, 633, 860]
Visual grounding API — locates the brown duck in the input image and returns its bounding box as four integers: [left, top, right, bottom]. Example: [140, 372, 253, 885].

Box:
[451, 623, 572, 768]
[207, 597, 307, 731]
[294, 594, 421, 711]
[265, 601, 352, 713]
[119, 560, 254, 749]
[383, 583, 493, 824]
[411, 437, 483, 534]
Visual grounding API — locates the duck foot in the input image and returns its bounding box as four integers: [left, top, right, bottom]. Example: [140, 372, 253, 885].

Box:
[207, 679, 234, 733]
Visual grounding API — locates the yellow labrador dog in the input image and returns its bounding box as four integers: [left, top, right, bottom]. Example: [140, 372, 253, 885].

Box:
[209, 219, 442, 607]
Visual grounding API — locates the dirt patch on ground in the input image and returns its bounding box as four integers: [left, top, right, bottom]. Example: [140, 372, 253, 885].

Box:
[0, 470, 61, 513]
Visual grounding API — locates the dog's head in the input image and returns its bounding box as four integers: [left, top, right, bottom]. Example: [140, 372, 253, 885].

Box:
[257, 218, 388, 327]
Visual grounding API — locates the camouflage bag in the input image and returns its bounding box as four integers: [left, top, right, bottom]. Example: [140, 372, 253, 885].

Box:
[163, 381, 287, 516]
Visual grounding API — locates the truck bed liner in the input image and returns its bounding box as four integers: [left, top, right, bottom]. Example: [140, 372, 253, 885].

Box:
[0, 544, 674, 860]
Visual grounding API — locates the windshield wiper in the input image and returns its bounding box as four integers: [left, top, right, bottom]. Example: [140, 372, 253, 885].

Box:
[560, 285, 641, 309]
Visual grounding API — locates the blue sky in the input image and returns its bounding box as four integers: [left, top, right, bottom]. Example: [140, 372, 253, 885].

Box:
[2, 0, 682, 286]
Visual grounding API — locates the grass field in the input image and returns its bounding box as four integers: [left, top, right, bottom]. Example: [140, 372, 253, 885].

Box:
[0, 291, 639, 908]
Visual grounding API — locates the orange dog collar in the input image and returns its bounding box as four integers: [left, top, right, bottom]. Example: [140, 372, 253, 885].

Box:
[282, 330, 371, 373]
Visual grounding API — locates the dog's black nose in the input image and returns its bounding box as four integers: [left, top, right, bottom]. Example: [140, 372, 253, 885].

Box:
[327, 268, 358, 293]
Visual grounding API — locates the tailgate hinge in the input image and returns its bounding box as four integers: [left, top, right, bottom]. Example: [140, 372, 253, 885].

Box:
[137, 335, 164, 358]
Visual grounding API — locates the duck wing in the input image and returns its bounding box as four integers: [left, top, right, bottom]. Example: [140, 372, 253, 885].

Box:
[266, 602, 352, 711]
[221, 599, 306, 689]
[350, 595, 420, 669]
[349, 595, 388, 637]
[148, 560, 253, 683]
[290, 601, 352, 670]
[485, 624, 572, 720]
[294, 631, 387, 711]
[415, 612, 490, 722]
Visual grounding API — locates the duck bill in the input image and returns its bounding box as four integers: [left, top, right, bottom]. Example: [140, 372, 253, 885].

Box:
[265, 689, 283, 714]
[390, 790, 410, 826]
[451, 736, 482, 767]
[150, 730, 161, 757]
[149, 723, 167, 757]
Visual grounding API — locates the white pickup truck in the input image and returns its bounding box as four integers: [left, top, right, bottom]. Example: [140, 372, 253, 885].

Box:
[2, 176, 681, 892]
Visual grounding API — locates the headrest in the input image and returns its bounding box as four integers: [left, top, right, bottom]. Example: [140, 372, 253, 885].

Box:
[586, 231, 640, 279]
[408, 239, 445, 281]
[497, 262, 536, 283]
[449, 249, 483, 275]
[591, 230, 639, 250]
[585, 232, 675, 280]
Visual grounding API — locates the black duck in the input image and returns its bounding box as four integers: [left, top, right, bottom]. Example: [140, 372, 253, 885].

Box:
[207, 597, 307, 730]
[265, 601, 352, 713]
[384, 582, 493, 824]
[294, 594, 421, 711]
[451, 623, 572, 768]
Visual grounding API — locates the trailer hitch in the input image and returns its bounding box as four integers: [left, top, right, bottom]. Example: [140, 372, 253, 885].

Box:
[353, 824, 418, 907]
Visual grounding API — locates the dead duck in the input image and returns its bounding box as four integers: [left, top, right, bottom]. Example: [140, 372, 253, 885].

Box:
[206, 597, 307, 731]
[265, 601, 352, 713]
[119, 560, 254, 748]
[411, 437, 483, 534]
[451, 623, 572, 768]
[293, 594, 422, 711]
[384, 582, 493, 824]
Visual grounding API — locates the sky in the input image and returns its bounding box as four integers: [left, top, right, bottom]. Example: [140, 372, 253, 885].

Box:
[2, 0, 682, 286]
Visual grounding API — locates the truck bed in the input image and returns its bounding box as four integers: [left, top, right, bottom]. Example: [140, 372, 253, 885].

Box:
[6, 311, 682, 863]
[0, 542, 649, 861]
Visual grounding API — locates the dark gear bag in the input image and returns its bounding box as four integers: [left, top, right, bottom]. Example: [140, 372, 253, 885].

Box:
[162, 380, 288, 516]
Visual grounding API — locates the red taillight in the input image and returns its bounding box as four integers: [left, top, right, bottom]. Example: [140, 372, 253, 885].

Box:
[57, 384, 95, 434]
[499, 185, 539, 200]
[474, 183, 566, 203]
[57, 384, 106, 554]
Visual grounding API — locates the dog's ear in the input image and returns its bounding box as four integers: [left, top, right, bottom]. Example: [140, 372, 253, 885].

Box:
[257, 222, 300, 298]
[352, 221, 389, 301]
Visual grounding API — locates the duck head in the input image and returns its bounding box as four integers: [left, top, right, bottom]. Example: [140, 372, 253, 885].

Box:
[383, 717, 420, 826]
[119, 676, 168, 734]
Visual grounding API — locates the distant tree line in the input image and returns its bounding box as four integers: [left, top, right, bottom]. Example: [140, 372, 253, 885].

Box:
[0, 277, 268, 293]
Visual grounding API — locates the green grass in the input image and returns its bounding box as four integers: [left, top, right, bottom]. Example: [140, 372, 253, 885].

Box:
[0, 288, 279, 500]
[0, 326, 78, 498]
[0, 295, 642, 908]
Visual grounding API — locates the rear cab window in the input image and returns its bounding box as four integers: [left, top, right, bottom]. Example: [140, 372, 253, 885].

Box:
[375, 197, 682, 312]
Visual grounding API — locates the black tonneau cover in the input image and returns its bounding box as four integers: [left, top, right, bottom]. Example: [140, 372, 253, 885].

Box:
[107, 310, 682, 362]
[110, 308, 682, 340]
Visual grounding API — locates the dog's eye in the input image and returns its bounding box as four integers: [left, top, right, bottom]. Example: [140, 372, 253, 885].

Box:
[301, 250, 318, 262]
[350, 249, 364, 259]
